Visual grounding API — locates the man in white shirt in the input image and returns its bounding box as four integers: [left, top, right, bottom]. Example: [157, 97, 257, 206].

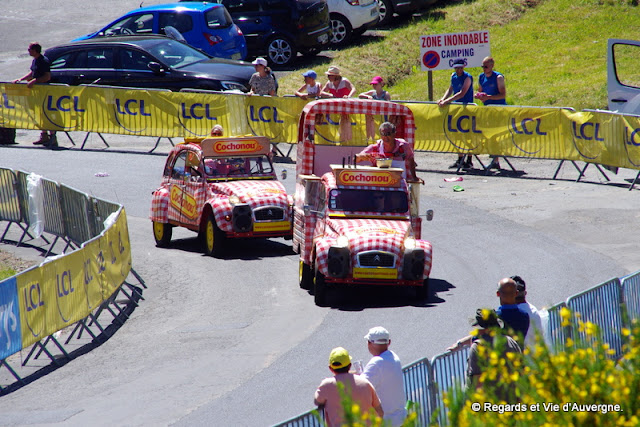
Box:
[362, 326, 407, 426]
[512, 275, 544, 349]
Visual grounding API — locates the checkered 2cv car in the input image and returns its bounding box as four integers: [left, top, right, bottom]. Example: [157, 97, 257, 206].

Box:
[150, 136, 293, 256]
[294, 99, 433, 306]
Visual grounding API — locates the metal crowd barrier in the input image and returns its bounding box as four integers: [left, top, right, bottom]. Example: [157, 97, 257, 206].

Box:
[0, 167, 145, 394]
[274, 271, 640, 427]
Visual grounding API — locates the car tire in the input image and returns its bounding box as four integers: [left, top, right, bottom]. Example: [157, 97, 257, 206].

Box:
[377, 0, 394, 26]
[203, 214, 225, 257]
[416, 277, 430, 300]
[152, 221, 172, 247]
[299, 260, 313, 290]
[314, 269, 328, 307]
[267, 36, 297, 67]
[330, 14, 352, 46]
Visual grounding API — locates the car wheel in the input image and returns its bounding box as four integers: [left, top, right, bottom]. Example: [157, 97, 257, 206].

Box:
[152, 221, 172, 247]
[416, 277, 430, 300]
[267, 36, 296, 67]
[299, 260, 313, 290]
[330, 14, 352, 46]
[203, 214, 224, 257]
[314, 269, 328, 306]
[377, 0, 394, 26]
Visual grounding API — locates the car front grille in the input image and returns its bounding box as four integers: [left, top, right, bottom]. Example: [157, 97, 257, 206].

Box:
[254, 207, 285, 221]
[357, 251, 395, 268]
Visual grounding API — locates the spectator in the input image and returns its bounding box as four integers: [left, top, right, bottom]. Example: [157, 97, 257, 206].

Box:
[320, 66, 356, 98]
[248, 57, 276, 96]
[496, 277, 530, 344]
[359, 76, 391, 139]
[466, 308, 522, 402]
[475, 56, 507, 170]
[437, 58, 474, 170]
[355, 121, 423, 183]
[13, 42, 56, 147]
[210, 124, 224, 136]
[362, 327, 407, 427]
[294, 70, 321, 99]
[314, 347, 384, 426]
[512, 275, 544, 349]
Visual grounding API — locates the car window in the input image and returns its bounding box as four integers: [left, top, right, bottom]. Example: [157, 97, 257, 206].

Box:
[50, 53, 74, 69]
[159, 12, 193, 33]
[264, 0, 289, 9]
[171, 152, 188, 179]
[120, 48, 154, 71]
[84, 48, 115, 69]
[104, 13, 154, 36]
[205, 7, 232, 28]
[222, 0, 261, 13]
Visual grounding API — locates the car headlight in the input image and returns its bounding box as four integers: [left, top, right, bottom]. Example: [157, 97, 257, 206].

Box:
[404, 237, 416, 250]
[228, 195, 240, 205]
[336, 235, 349, 248]
[221, 80, 248, 92]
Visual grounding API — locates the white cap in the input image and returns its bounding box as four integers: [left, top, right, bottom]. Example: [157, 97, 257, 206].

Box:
[364, 326, 390, 344]
[252, 57, 268, 67]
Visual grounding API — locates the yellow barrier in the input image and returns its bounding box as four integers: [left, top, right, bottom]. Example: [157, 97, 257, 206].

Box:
[2, 83, 640, 170]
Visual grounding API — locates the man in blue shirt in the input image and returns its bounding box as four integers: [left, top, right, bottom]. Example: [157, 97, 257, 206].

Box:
[496, 277, 529, 345]
[438, 58, 474, 169]
[476, 56, 507, 169]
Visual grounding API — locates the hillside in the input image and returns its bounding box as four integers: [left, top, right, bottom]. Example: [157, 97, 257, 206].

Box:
[278, 0, 640, 110]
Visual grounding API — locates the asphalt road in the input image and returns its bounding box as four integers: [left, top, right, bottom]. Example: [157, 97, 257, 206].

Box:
[2, 3, 640, 426]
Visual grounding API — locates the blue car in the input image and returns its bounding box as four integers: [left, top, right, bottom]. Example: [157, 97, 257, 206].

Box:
[73, 2, 248, 61]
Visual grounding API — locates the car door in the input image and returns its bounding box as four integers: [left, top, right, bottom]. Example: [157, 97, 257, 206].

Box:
[117, 46, 179, 89]
[221, 0, 267, 53]
[608, 39, 640, 114]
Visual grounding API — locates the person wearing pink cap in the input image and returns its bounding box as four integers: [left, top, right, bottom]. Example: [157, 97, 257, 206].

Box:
[359, 76, 391, 139]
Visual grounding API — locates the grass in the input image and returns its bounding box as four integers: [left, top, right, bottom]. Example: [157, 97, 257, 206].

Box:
[278, 0, 640, 110]
[0, 267, 16, 281]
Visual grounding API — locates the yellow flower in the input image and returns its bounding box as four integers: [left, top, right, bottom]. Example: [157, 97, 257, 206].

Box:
[560, 307, 571, 326]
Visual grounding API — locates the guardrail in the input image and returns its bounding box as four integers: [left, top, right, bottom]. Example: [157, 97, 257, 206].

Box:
[0, 167, 144, 393]
[274, 271, 640, 426]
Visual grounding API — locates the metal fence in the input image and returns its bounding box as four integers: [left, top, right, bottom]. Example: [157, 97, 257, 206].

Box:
[274, 271, 640, 426]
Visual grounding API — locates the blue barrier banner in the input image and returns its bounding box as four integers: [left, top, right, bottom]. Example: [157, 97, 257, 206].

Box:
[0, 276, 22, 360]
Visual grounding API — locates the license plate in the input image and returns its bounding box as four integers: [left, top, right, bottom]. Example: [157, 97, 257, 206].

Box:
[253, 221, 291, 232]
[318, 33, 329, 44]
[353, 267, 397, 280]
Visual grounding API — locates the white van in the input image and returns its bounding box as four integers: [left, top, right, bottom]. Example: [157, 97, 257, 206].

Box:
[608, 39, 640, 114]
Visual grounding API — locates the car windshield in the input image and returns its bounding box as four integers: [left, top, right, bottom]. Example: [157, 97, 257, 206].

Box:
[203, 155, 274, 179]
[328, 189, 409, 214]
[145, 39, 209, 67]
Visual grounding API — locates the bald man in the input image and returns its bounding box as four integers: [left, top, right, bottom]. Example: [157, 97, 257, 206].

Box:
[496, 277, 530, 343]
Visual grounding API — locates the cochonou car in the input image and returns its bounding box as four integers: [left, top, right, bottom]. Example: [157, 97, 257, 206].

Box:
[73, 2, 248, 60]
[45, 35, 254, 92]
[180, 0, 331, 67]
[326, 0, 379, 46]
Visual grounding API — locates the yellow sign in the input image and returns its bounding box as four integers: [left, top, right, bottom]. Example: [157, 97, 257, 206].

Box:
[353, 267, 398, 280]
[334, 167, 403, 187]
[170, 185, 198, 220]
[202, 136, 270, 157]
[253, 220, 291, 232]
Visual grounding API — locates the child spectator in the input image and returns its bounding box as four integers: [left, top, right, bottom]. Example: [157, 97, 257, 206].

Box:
[359, 76, 391, 139]
[295, 70, 321, 99]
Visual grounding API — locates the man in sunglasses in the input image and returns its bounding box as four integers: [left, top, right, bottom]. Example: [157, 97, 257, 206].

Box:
[475, 56, 507, 169]
[355, 121, 424, 184]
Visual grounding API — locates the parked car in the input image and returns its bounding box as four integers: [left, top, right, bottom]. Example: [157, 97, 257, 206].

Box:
[73, 2, 247, 61]
[326, 0, 379, 46]
[45, 35, 254, 92]
[180, 0, 331, 67]
[376, 0, 437, 26]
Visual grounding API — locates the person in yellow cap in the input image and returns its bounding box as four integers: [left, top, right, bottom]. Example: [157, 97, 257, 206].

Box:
[314, 347, 383, 426]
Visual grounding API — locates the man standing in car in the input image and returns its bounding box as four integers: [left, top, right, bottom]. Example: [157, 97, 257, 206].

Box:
[13, 42, 57, 147]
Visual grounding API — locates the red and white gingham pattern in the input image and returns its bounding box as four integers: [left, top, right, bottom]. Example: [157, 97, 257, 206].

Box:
[149, 187, 170, 222]
[300, 99, 416, 147]
[208, 180, 291, 233]
[315, 218, 408, 276]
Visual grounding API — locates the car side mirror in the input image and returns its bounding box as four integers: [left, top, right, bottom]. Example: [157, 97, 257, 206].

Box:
[425, 209, 434, 221]
[148, 62, 163, 74]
